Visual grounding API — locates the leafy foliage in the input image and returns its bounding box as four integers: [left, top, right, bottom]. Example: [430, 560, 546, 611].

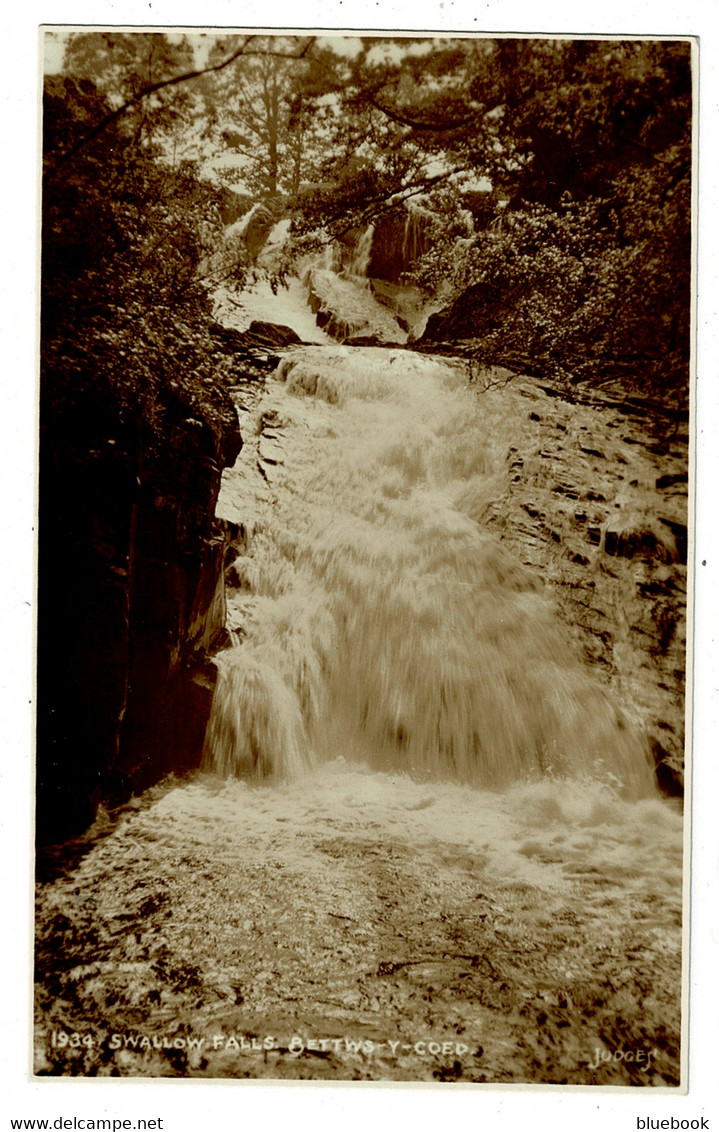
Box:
[42, 72, 241, 487]
[44, 33, 692, 413]
[347, 37, 693, 402]
[414, 186, 690, 399]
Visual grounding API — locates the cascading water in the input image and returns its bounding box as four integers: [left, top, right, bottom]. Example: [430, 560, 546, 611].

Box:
[303, 225, 406, 343]
[204, 345, 656, 798]
[343, 224, 376, 282]
[401, 206, 430, 265]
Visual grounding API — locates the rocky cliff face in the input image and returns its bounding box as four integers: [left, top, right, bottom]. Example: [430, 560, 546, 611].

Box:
[474, 372, 688, 796]
[36, 383, 243, 843]
[366, 210, 433, 284]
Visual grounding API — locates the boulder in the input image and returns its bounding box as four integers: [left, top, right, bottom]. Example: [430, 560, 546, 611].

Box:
[246, 321, 302, 348]
[243, 202, 280, 259]
[208, 321, 290, 374]
[344, 334, 384, 347]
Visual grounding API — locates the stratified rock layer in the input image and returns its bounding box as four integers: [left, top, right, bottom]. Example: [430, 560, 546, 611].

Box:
[478, 373, 688, 795]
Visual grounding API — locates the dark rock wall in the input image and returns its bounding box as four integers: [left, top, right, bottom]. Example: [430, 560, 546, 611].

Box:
[367, 211, 433, 284]
[420, 282, 504, 344]
[36, 406, 242, 844]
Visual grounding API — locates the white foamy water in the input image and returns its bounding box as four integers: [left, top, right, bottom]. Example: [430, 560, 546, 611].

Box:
[159, 761, 683, 899]
[207, 345, 657, 800]
[213, 279, 333, 344]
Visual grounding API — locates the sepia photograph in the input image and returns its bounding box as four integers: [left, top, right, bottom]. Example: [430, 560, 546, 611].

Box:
[33, 28, 692, 1087]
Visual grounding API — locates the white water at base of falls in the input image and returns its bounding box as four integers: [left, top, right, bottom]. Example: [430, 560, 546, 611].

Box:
[213, 280, 333, 345]
[206, 346, 657, 798]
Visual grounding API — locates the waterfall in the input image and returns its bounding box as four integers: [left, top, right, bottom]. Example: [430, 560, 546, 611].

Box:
[204, 346, 655, 797]
[319, 241, 342, 273]
[401, 207, 426, 265]
[343, 225, 375, 281]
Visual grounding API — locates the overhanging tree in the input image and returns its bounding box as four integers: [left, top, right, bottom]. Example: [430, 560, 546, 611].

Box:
[360, 38, 692, 402]
[287, 37, 692, 403]
[45, 32, 692, 405]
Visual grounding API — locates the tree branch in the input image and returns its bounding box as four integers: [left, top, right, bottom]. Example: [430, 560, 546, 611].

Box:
[368, 94, 476, 133]
[617, 134, 684, 166]
[332, 167, 466, 238]
[47, 35, 316, 175]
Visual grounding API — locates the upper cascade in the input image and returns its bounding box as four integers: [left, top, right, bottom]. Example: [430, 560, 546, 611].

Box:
[343, 225, 375, 281]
